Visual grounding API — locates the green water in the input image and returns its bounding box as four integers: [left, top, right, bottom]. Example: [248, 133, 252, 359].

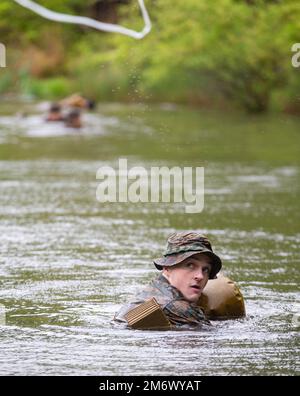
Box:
[0, 101, 299, 375]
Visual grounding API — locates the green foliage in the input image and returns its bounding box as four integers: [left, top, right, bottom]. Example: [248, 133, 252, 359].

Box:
[26, 77, 72, 99]
[1, 0, 300, 112]
[110, 0, 300, 112]
[0, 71, 12, 94]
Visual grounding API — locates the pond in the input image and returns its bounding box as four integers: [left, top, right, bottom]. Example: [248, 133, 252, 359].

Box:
[0, 100, 299, 375]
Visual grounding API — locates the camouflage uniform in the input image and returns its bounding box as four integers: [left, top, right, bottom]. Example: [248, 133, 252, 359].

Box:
[115, 274, 210, 328]
[114, 231, 222, 329]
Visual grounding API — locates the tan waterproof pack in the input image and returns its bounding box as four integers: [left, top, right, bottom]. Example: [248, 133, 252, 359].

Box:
[198, 275, 246, 320]
[124, 297, 171, 330]
[124, 276, 245, 329]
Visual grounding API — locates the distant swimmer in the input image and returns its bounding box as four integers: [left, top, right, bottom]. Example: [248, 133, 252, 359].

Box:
[45, 103, 64, 122]
[64, 109, 82, 129]
[60, 93, 95, 110]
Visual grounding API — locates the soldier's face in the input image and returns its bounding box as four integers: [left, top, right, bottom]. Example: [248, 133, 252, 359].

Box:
[163, 254, 212, 302]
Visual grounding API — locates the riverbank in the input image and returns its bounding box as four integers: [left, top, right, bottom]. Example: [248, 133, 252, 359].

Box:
[1, 0, 300, 114]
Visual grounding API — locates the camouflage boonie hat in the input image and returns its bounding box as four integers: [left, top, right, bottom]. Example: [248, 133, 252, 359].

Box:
[153, 231, 222, 279]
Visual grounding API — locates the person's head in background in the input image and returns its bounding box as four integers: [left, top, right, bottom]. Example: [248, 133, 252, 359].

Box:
[46, 103, 64, 122]
[64, 109, 82, 129]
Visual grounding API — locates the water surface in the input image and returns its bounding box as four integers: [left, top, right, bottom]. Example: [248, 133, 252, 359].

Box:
[0, 101, 299, 375]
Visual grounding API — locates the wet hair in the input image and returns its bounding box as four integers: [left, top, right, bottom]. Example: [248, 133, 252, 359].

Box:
[64, 109, 82, 128]
[49, 103, 61, 112]
[67, 109, 81, 119]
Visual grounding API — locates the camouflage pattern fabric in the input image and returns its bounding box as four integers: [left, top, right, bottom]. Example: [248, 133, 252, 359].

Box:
[153, 231, 222, 279]
[114, 274, 210, 328]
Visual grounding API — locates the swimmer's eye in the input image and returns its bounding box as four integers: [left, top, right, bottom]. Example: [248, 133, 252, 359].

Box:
[184, 263, 211, 274]
[184, 262, 195, 269]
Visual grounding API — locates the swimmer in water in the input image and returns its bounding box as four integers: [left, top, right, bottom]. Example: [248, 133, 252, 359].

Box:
[64, 109, 82, 129]
[45, 103, 64, 122]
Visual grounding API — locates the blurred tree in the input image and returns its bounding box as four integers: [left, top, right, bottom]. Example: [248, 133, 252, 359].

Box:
[1, 0, 300, 113]
[110, 0, 300, 112]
